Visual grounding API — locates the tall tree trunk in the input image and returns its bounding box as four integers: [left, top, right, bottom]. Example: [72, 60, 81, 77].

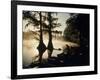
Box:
[47, 12, 53, 58]
[40, 12, 43, 42]
[37, 12, 46, 64]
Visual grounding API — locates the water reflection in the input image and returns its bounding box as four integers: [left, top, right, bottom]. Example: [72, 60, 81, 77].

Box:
[22, 37, 79, 68]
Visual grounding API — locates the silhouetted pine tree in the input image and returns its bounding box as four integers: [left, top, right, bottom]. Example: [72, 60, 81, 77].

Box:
[37, 12, 46, 64]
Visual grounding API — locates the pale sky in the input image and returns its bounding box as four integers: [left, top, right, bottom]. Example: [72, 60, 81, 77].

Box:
[54, 12, 70, 33]
[23, 12, 70, 33]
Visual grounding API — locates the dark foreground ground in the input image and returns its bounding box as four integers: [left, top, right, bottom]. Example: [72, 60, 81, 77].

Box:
[23, 47, 89, 69]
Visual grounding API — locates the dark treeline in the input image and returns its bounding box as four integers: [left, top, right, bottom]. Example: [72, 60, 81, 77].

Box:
[64, 14, 90, 65]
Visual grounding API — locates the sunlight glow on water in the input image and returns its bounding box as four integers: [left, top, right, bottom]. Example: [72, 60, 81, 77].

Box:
[22, 37, 79, 66]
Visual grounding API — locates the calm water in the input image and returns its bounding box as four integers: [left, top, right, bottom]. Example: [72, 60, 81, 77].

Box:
[22, 38, 79, 67]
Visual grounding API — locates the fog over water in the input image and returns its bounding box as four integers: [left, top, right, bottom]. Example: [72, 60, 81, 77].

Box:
[22, 12, 79, 67]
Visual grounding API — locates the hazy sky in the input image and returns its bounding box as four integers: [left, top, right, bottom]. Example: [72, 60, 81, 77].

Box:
[54, 12, 70, 33]
[23, 12, 70, 33]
